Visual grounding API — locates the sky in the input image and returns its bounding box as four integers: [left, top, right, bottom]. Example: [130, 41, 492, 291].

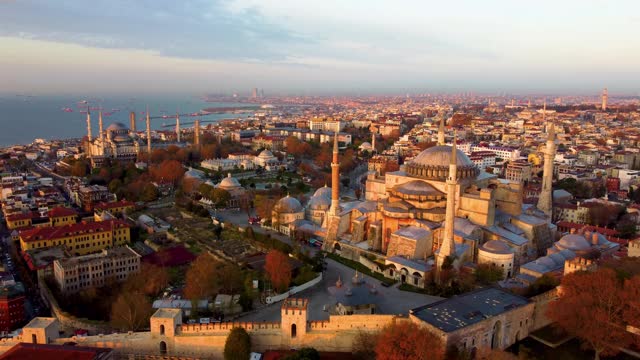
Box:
[1, 0, 639, 95]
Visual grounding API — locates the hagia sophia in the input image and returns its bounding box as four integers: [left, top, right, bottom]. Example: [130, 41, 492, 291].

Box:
[271, 117, 619, 286]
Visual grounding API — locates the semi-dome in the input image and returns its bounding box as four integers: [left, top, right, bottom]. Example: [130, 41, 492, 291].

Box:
[405, 145, 479, 181]
[218, 173, 241, 189]
[556, 234, 591, 252]
[106, 122, 128, 132]
[275, 195, 303, 213]
[481, 240, 512, 254]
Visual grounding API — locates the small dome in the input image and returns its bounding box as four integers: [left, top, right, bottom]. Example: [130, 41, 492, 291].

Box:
[106, 122, 128, 132]
[218, 173, 241, 189]
[481, 240, 512, 255]
[557, 234, 591, 252]
[308, 194, 331, 210]
[313, 185, 332, 199]
[275, 195, 303, 213]
[392, 180, 444, 197]
[359, 142, 372, 150]
[258, 150, 274, 158]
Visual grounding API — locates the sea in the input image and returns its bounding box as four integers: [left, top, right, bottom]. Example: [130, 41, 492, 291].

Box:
[0, 95, 253, 147]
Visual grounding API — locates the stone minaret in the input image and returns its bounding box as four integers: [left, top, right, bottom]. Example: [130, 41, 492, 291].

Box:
[324, 131, 342, 249]
[86, 109, 92, 141]
[129, 111, 136, 132]
[194, 120, 201, 147]
[175, 114, 181, 143]
[437, 132, 458, 280]
[371, 132, 376, 153]
[329, 131, 340, 216]
[602, 88, 608, 111]
[98, 110, 104, 143]
[537, 117, 555, 220]
[146, 106, 151, 155]
[437, 115, 445, 146]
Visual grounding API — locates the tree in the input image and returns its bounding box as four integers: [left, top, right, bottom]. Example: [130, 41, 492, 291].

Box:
[475, 264, 504, 285]
[264, 250, 292, 293]
[375, 321, 445, 360]
[140, 183, 160, 202]
[353, 331, 378, 360]
[71, 159, 89, 177]
[110, 291, 153, 331]
[224, 327, 251, 360]
[123, 264, 169, 297]
[546, 268, 631, 360]
[184, 254, 219, 300]
[254, 195, 276, 219]
[150, 159, 185, 185]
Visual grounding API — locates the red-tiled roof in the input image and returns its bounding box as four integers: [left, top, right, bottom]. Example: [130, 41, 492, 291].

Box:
[142, 245, 196, 267]
[6, 212, 35, 221]
[19, 220, 129, 243]
[93, 200, 135, 211]
[48, 207, 78, 218]
[0, 343, 112, 360]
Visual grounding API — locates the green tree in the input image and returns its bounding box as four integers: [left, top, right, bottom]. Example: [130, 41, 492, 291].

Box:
[224, 327, 251, 360]
[475, 263, 504, 285]
[140, 183, 160, 202]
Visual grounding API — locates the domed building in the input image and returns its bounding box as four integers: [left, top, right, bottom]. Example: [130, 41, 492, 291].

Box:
[254, 149, 280, 171]
[272, 195, 305, 235]
[477, 240, 515, 279]
[87, 115, 142, 167]
[306, 185, 332, 226]
[215, 174, 249, 209]
[518, 229, 619, 283]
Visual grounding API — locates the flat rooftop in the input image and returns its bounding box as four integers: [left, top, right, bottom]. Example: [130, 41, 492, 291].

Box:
[152, 308, 182, 319]
[24, 317, 57, 329]
[411, 287, 530, 333]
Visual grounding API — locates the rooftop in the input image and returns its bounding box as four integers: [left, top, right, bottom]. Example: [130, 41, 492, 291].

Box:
[411, 287, 530, 332]
[24, 317, 57, 329]
[19, 220, 129, 243]
[0, 343, 113, 360]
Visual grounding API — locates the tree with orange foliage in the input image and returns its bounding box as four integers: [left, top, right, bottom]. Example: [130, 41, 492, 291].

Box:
[184, 254, 219, 301]
[150, 159, 185, 185]
[623, 276, 640, 348]
[264, 250, 292, 293]
[475, 348, 518, 360]
[254, 195, 277, 220]
[547, 268, 631, 360]
[375, 321, 445, 360]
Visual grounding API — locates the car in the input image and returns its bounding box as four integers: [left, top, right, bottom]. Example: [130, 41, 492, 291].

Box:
[380, 281, 392, 287]
[187, 319, 196, 324]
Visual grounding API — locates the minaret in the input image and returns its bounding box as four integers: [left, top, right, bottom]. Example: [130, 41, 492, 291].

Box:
[86, 109, 92, 141]
[371, 132, 376, 153]
[146, 106, 151, 155]
[175, 114, 181, 143]
[323, 131, 342, 249]
[602, 88, 608, 111]
[329, 131, 340, 216]
[436, 132, 459, 281]
[98, 110, 104, 143]
[129, 111, 136, 132]
[537, 117, 556, 220]
[437, 115, 445, 145]
[194, 120, 201, 147]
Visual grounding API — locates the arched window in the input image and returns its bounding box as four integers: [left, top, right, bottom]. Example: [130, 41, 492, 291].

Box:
[159, 341, 167, 354]
[160, 324, 165, 336]
[291, 323, 297, 338]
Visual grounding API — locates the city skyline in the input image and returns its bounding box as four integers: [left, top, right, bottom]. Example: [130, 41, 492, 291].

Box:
[2, 0, 640, 95]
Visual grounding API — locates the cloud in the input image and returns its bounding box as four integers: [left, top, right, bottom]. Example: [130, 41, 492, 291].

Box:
[0, 0, 303, 61]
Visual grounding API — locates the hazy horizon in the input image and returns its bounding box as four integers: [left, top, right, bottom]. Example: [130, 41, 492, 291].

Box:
[2, 1, 640, 95]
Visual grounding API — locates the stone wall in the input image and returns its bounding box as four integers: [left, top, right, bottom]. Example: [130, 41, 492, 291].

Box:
[38, 276, 112, 334]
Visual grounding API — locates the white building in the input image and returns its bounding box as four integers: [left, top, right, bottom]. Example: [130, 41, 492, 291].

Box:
[53, 246, 141, 293]
[471, 146, 521, 161]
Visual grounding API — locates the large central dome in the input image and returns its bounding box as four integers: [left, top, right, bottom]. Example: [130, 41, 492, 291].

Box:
[405, 145, 479, 181]
[411, 145, 474, 167]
